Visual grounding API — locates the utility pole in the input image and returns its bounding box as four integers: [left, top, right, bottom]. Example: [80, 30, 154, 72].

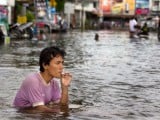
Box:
[81, 3, 84, 32]
[157, 0, 160, 41]
[81, 0, 89, 32]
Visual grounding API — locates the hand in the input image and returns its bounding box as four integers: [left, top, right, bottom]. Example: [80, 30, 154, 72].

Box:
[61, 72, 72, 87]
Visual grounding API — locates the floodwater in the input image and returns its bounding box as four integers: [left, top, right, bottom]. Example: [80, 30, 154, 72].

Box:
[0, 30, 160, 120]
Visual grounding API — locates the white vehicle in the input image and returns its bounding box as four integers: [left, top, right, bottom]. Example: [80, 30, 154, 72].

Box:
[36, 15, 60, 33]
[0, 23, 8, 36]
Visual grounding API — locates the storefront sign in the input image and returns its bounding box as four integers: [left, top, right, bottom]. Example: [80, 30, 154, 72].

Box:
[35, 0, 47, 17]
[124, 0, 136, 15]
[99, 0, 112, 14]
[64, 2, 74, 14]
[0, 0, 7, 5]
[8, 0, 15, 6]
[136, 0, 149, 15]
[0, 0, 15, 6]
[100, 0, 136, 15]
[111, 2, 123, 14]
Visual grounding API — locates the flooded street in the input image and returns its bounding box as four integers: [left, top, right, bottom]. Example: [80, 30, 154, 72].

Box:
[0, 30, 160, 120]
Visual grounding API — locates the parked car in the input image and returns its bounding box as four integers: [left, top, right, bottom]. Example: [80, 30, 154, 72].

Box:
[35, 16, 60, 33]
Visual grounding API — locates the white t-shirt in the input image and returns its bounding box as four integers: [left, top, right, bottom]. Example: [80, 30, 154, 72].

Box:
[129, 19, 137, 32]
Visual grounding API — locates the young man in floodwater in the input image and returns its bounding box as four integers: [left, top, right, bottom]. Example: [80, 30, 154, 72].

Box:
[13, 46, 72, 113]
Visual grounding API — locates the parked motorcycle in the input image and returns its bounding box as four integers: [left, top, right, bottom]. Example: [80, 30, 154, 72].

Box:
[9, 22, 34, 40]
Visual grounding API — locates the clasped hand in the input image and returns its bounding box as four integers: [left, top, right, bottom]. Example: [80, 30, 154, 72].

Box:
[61, 72, 72, 87]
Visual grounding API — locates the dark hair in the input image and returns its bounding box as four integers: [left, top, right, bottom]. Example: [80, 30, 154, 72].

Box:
[144, 22, 147, 26]
[39, 46, 66, 72]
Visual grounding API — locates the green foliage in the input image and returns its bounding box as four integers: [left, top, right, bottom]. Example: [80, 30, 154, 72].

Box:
[55, 0, 65, 12]
[26, 11, 35, 22]
[16, 4, 23, 15]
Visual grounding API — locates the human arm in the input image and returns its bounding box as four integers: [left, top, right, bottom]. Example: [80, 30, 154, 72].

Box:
[60, 72, 72, 106]
[31, 77, 72, 113]
[34, 73, 72, 113]
[32, 105, 60, 113]
[39, 73, 72, 113]
[23, 72, 71, 113]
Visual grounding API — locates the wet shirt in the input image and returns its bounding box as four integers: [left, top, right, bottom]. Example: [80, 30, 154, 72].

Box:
[13, 72, 61, 108]
[129, 19, 137, 32]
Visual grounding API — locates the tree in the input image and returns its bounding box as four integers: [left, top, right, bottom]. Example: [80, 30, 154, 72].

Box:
[55, 0, 65, 12]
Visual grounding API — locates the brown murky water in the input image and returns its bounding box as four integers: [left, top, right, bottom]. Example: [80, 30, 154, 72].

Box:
[0, 30, 160, 120]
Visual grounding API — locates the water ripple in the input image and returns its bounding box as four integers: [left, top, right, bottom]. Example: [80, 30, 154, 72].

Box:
[0, 30, 160, 119]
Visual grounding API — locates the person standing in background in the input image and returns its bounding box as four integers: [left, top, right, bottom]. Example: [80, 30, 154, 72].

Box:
[129, 17, 138, 38]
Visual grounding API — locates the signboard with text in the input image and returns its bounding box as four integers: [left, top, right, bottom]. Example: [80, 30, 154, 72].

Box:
[135, 0, 149, 15]
[99, 0, 112, 14]
[0, 0, 15, 6]
[111, 0, 123, 14]
[35, 0, 47, 17]
[64, 2, 75, 14]
[99, 0, 136, 16]
[8, 0, 15, 6]
[124, 0, 135, 15]
[0, 0, 7, 5]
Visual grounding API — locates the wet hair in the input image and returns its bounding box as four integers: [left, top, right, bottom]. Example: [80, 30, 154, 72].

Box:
[39, 46, 66, 72]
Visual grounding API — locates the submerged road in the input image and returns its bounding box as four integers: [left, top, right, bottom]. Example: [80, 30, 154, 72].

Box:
[0, 30, 160, 120]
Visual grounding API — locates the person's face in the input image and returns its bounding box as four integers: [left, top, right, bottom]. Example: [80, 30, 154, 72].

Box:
[44, 55, 64, 78]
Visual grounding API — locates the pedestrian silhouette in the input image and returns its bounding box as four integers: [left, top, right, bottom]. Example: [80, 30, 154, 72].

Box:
[95, 33, 99, 41]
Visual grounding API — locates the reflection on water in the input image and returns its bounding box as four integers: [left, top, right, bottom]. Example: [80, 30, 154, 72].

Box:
[0, 31, 160, 119]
